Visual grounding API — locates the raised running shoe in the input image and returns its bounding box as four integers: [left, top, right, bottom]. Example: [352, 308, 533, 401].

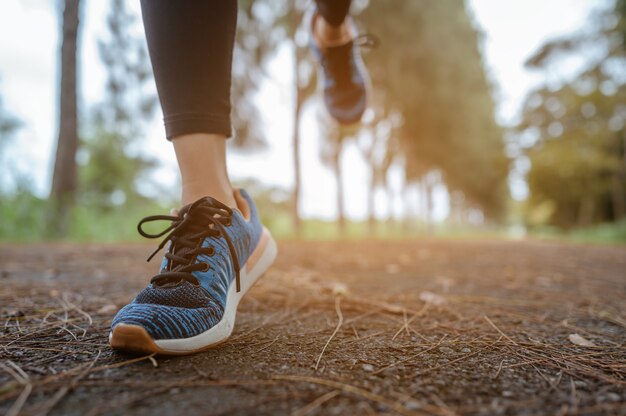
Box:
[308, 9, 374, 125]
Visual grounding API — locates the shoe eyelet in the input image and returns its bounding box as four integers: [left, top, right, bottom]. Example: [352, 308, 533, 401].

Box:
[207, 247, 215, 256]
[199, 262, 210, 272]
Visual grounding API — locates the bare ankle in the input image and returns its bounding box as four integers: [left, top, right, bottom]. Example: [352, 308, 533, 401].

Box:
[181, 182, 236, 208]
[314, 14, 353, 48]
[173, 133, 237, 208]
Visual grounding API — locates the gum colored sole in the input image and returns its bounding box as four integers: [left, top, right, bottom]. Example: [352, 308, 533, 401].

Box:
[110, 324, 227, 356]
[110, 324, 160, 355]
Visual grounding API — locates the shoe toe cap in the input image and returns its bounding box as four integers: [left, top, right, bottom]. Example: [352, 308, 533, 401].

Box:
[325, 87, 367, 124]
[112, 303, 223, 340]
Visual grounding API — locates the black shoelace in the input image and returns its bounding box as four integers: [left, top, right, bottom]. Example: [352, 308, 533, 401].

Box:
[137, 197, 241, 292]
[354, 34, 379, 49]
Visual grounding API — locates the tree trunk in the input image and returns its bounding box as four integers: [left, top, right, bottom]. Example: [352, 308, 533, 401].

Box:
[402, 181, 414, 233]
[613, 133, 626, 220]
[368, 170, 376, 235]
[290, 5, 305, 237]
[577, 195, 595, 227]
[291, 60, 302, 237]
[335, 145, 346, 235]
[611, 175, 625, 220]
[48, 0, 81, 237]
[421, 178, 433, 234]
[386, 182, 394, 223]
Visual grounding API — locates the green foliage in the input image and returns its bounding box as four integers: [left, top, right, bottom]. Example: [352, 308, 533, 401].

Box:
[0, 190, 46, 242]
[230, 0, 285, 149]
[0, 190, 174, 242]
[94, 0, 157, 136]
[80, 0, 158, 210]
[232, 0, 318, 150]
[67, 199, 173, 242]
[0, 90, 21, 149]
[522, 87, 623, 227]
[78, 129, 157, 210]
[520, 0, 626, 228]
[3, 178, 622, 244]
[359, 1, 509, 219]
[0, 82, 23, 192]
[532, 219, 626, 244]
[232, 178, 292, 232]
[567, 219, 626, 243]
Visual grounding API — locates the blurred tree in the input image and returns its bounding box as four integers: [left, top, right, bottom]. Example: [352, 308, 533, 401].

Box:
[0, 86, 21, 161]
[243, 0, 317, 234]
[0, 83, 23, 194]
[520, 0, 626, 227]
[356, 109, 402, 234]
[80, 0, 158, 211]
[290, 1, 318, 236]
[319, 116, 349, 234]
[233, 178, 292, 234]
[204, 0, 314, 233]
[48, 0, 81, 237]
[80, 0, 287, 211]
[359, 0, 508, 223]
[283, 0, 318, 235]
[93, 0, 157, 142]
[231, 0, 283, 149]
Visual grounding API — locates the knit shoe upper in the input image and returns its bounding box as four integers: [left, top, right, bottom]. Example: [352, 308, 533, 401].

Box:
[111, 190, 263, 341]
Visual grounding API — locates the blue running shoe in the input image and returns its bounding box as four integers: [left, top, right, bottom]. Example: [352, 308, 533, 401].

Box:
[109, 190, 277, 355]
[308, 10, 373, 125]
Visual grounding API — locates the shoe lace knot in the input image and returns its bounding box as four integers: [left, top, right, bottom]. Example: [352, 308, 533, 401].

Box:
[137, 197, 242, 292]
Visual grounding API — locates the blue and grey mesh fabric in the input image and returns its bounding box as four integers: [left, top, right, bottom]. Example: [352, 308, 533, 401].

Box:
[309, 16, 368, 125]
[135, 281, 213, 308]
[111, 190, 262, 340]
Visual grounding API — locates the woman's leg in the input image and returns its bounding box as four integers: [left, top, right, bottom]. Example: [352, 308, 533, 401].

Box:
[313, 0, 352, 46]
[111, 1, 278, 356]
[315, 0, 351, 26]
[140, 0, 237, 207]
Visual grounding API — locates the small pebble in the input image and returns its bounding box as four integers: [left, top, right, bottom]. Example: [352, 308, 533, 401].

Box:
[439, 347, 454, 354]
[6, 309, 25, 317]
[461, 348, 472, 353]
[94, 269, 108, 279]
[97, 304, 118, 315]
[44, 268, 58, 279]
[405, 401, 422, 411]
[362, 364, 375, 372]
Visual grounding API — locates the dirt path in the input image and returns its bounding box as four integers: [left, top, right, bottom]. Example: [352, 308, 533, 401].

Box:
[1, 240, 625, 415]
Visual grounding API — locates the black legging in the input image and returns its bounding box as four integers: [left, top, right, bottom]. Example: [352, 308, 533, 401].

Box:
[140, 0, 352, 140]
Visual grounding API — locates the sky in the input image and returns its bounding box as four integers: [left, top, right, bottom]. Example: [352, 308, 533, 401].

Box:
[0, 0, 600, 221]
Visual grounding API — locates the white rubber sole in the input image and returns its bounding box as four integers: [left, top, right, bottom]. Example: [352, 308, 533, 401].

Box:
[109, 227, 277, 355]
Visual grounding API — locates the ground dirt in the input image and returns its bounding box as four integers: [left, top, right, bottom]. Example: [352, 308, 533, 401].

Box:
[0, 239, 625, 415]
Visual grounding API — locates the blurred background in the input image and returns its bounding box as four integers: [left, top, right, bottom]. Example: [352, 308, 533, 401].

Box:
[0, 0, 624, 243]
